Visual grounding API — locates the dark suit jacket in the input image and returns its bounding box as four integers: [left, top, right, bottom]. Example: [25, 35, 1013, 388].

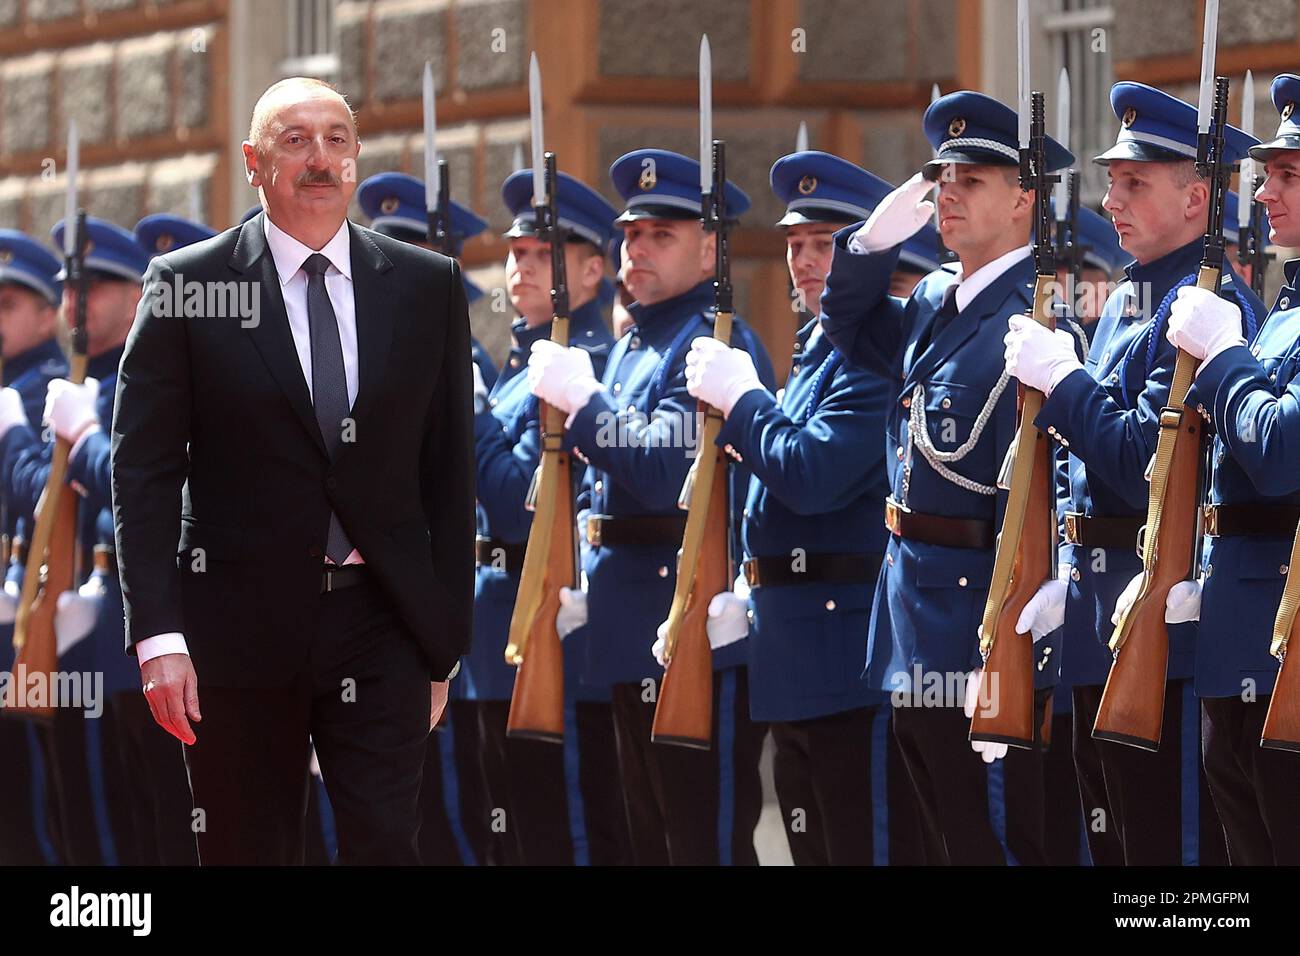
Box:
[111, 213, 475, 687]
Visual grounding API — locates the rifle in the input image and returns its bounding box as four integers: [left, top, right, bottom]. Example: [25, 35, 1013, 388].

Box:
[651, 35, 729, 749]
[970, 88, 1058, 749]
[4, 210, 86, 720]
[1237, 70, 1273, 302]
[1094, 63, 1232, 752]
[503, 56, 569, 742]
[1263, 529, 1300, 750]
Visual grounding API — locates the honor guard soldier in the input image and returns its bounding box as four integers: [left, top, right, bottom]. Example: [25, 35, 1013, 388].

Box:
[0, 217, 151, 865]
[681, 150, 929, 864]
[356, 170, 495, 865]
[466, 169, 629, 866]
[1007, 83, 1261, 865]
[358, 172, 498, 390]
[1060, 204, 1128, 333]
[1157, 72, 1300, 864]
[528, 149, 776, 865]
[0, 230, 67, 864]
[819, 92, 1071, 865]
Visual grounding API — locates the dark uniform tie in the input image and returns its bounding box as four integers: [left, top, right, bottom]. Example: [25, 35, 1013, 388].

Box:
[302, 252, 354, 564]
[917, 281, 960, 358]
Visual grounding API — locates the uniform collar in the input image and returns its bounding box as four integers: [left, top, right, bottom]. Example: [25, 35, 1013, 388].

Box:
[626, 280, 715, 337]
[1283, 256, 1300, 290]
[951, 245, 1032, 313]
[2, 337, 63, 386]
[510, 297, 607, 354]
[1123, 235, 1203, 289]
[794, 316, 829, 360]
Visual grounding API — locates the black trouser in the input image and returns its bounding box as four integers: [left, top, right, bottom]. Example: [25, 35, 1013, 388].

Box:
[770, 705, 926, 865]
[1202, 694, 1300, 865]
[891, 687, 1052, 865]
[1074, 681, 1226, 865]
[107, 691, 198, 865]
[416, 723, 463, 865]
[505, 701, 632, 866]
[0, 718, 48, 864]
[183, 578, 431, 865]
[1042, 708, 1088, 866]
[609, 668, 766, 866]
[475, 699, 524, 865]
[36, 708, 108, 866]
[1070, 686, 1125, 866]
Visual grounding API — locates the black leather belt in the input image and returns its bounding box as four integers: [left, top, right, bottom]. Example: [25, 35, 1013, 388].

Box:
[476, 536, 527, 573]
[884, 497, 994, 551]
[1063, 512, 1145, 549]
[742, 552, 882, 589]
[1203, 504, 1300, 537]
[321, 564, 369, 593]
[586, 514, 686, 548]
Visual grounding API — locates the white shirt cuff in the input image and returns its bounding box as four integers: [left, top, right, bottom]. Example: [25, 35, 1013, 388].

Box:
[136, 632, 190, 665]
[69, 423, 102, 463]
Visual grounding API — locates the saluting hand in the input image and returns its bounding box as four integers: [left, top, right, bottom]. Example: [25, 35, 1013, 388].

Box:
[141, 653, 201, 745]
[848, 172, 935, 254]
[1166, 286, 1247, 364]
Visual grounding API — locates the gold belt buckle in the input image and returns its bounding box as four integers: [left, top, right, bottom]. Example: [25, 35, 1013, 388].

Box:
[884, 497, 906, 536]
[1202, 505, 1219, 537]
[742, 559, 759, 589]
[1064, 513, 1081, 545]
[586, 518, 603, 548]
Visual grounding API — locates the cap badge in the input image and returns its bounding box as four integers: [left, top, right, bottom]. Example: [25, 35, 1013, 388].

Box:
[948, 117, 966, 138]
[797, 174, 817, 195]
[638, 167, 657, 191]
[380, 197, 400, 215]
[0, 249, 11, 265]
[1284, 101, 1296, 121]
[1122, 107, 1138, 128]
[156, 233, 174, 253]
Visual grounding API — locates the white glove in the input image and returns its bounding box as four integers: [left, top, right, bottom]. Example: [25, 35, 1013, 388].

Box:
[55, 575, 105, 656]
[556, 585, 587, 640]
[964, 669, 1008, 763]
[44, 378, 100, 444]
[0, 388, 27, 441]
[527, 340, 604, 416]
[651, 586, 750, 666]
[1167, 285, 1246, 365]
[1111, 572, 1203, 626]
[684, 337, 763, 416]
[0, 579, 19, 626]
[849, 172, 936, 254]
[1004, 316, 1082, 396]
[472, 362, 489, 414]
[1015, 572, 1069, 642]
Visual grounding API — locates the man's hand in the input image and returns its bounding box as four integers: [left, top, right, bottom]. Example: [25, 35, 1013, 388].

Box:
[430, 680, 449, 730]
[1014, 571, 1069, 641]
[0, 388, 27, 441]
[527, 340, 604, 415]
[849, 172, 935, 254]
[44, 377, 100, 444]
[1111, 573, 1203, 625]
[684, 337, 764, 416]
[141, 653, 201, 745]
[1004, 316, 1082, 396]
[557, 585, 587, 639]
[1167, 286, 1246, 364]
[964, 669, 1008, 763]
[652, 586, 749, 666]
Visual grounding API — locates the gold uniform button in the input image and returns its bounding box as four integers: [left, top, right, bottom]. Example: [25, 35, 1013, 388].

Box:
[1282, 565, 1291, 576]
[825, 599, 836, 611]
[958, 576, 968, 587]
[594, 480, 603, 493]
[896, 446, 905, 460]
[657, 566, 669, 578]
[1071, 567, 1081, 582]
[941, 397, 952, 409]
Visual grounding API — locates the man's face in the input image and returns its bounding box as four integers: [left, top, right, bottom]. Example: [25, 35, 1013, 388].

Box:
[935, 165, 1030, 259]
[1055, 266, 1113, 325]
[0, 284, 56, 360]
[243, 92, 360, 226]
[505, 236, 602, 323]
[784, 222, 839, 311]
[889, 269, 926, 298]
[1258, 153, 1300, 247]
[63, 279, 142, 358]
[1102, 160, 1204, 264]
[619, 218, 712, 306]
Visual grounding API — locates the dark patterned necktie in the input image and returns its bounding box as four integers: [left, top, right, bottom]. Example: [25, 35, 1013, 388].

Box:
[302, 253, 353, 564]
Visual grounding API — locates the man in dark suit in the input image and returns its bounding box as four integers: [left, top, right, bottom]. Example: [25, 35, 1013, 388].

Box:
[111, 77, 474, 865]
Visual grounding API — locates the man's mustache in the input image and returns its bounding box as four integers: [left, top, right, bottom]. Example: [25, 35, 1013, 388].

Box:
[297, 170, 340, 187]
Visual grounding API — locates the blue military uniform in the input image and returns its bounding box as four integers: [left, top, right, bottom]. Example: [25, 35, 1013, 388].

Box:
[1178, 72, 1300, 864]
[820, 91, 1071, 865]
[561, 149, 775, 865]
[713, 150, 927, 865]
[1035, 82, 1260, 867]
[0, 231, 65, 865]
[466, 167, 631, 865]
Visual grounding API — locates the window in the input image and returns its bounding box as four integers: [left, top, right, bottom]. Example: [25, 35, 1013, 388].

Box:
[279, 0, 339, 79]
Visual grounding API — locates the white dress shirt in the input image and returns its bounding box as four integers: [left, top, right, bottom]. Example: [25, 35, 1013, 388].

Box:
[137, 214, 362, 665]
[948, 245, 1032, 313]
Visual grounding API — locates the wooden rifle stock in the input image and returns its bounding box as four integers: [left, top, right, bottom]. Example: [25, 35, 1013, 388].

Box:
[1261, 520, 1300, 751]
[650, 314, 732, 750]
[971, 276, 1055, 748]
[1093, 271, 1214, 750]
[3, 354, 85, 720]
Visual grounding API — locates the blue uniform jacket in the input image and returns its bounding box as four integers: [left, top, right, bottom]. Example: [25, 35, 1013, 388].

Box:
[1038, 238, 1262, 687]
[1184, 257, 1300, 698]
[467, 299, 613, 702]
[564, 280, 775, 687]
[717, 316, 892, 721]
[820, 227, 1059, 695]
